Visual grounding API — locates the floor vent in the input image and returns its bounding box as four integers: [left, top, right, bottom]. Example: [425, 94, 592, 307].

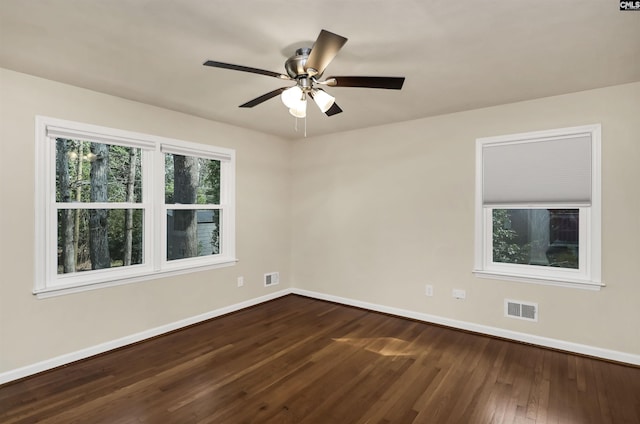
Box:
[264, 272, 279, 287]
[505, 299, 538, 322]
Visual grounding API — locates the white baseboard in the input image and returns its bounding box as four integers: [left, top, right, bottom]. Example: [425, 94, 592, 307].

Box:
[0, 289, 291, 385]
[2, 287, 637, 385]
[291, 288, 640, 366]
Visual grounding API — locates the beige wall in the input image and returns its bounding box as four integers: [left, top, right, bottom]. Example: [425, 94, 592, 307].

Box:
[0, 69, 292, 373]
[1, 68, 638, 375]
[291, 82, 640, 355]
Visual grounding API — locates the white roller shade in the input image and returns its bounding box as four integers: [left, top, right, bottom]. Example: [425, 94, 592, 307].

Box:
[482, 135, 592, 205]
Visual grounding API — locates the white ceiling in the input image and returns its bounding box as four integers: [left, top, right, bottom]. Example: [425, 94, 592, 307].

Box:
[1, 0, 639, 140]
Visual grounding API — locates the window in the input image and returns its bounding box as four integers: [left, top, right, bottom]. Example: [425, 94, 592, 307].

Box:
[474, 124, 601, 289]
[35, 116, 236, 296]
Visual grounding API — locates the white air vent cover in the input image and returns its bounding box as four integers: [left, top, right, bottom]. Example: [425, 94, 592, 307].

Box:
[264, 272, 279, 287]
[505, 299, 538, 322]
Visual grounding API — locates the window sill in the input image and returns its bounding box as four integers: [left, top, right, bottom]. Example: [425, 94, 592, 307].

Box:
[473, 269, 604, 291]
[34, 258, 238, 299]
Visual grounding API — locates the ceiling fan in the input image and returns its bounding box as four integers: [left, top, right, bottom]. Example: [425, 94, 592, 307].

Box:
[203, 29, 405, 119]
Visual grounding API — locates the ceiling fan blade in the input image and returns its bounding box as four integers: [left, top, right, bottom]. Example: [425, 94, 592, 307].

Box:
[203, 60, 291, 80]
[304, 30, 348, 76]
[327, 76, 405, 90]
[239, 87, 288, 108]
[324, 102, 343, 117]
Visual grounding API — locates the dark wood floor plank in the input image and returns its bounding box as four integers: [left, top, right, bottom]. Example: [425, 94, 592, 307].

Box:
[1, 294, 639, 424]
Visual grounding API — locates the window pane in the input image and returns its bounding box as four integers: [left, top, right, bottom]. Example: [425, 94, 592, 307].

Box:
[164, 154, 220, 204]
[55, 138, 142, 203]
[57, 209, 144, 274]
[166, 209, 220, 260]
[492, 209, 579, 269]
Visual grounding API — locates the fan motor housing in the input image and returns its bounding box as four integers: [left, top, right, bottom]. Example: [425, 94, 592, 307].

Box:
[285, 47, 314, 79]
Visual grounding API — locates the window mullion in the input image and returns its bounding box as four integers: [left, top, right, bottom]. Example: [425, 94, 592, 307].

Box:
[153, 148, 164, 272]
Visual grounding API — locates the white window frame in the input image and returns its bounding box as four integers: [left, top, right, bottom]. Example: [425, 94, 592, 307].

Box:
[34, 116, 237, 298]
[473, 124, 602, 290]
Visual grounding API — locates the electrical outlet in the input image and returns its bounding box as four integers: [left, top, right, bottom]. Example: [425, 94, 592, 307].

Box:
[237, 276, 244, 287]
[452, 289, 466, 299]
[425, 284, 434, 297]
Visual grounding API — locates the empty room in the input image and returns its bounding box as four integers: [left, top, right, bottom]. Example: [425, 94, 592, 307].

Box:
[1, 1, 639, 423]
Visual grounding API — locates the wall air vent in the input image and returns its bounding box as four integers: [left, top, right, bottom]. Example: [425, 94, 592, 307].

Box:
[264, 272, 280, 287]
[505, 299, 538, 322]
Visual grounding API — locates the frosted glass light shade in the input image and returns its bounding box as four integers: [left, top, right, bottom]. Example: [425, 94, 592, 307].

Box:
[281, 86, 304, 109]
[289, 100, 307, 118]
[312, 89, 335, 113]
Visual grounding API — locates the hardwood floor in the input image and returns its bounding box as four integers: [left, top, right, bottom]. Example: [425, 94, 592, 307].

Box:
[1, 295, 639, 423]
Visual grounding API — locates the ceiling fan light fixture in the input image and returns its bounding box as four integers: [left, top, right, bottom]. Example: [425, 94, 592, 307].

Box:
[312, 89, 335, 113]
[203, 29, 405, 125]
[289, 100, 307, 118]
[281, 86, 304, 109]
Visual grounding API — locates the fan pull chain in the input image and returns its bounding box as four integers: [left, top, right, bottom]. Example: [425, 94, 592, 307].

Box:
[293, 117, 308, 138]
